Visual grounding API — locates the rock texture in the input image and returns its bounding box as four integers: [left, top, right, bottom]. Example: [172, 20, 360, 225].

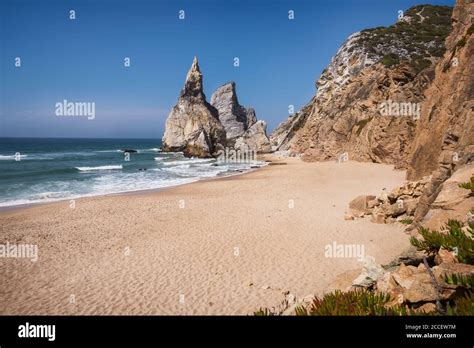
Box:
[407, 1, 474, 181]
[420, 165, 474, 230]
[361, 0, 474, 226]
[210, 82, 270, 152]
[363, 176, 431, 224]
[234, 120, 272, 153]
[210, 82, 257, 144]
[270, 5, 453, 168]
[375, 263, 458, 304]
[406, 0, 474, 224]
[270, 101, 313, 152]
[282, 1, 471, 226]
[162, 57, 226, 158]
[162, 59, 271, 156]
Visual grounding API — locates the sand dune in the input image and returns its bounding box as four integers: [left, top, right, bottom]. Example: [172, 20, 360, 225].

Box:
[0, 158, 410, 315]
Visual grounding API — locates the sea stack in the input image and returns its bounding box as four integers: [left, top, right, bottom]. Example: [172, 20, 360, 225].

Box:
[162, 57, 226, 158]
[211, 82, 271, 152]
[210, 82, 256, 144]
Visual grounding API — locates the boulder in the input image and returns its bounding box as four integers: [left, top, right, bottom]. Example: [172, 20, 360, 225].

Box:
[349, 195, 376, 215]
[420, 165, 474, 230]
[352, 256, 384, 288]
[434, 247, 457, 265]
[414, 302, 437, 314]
[433, 262, 474, 280]
[376, 263, 457, 304]
[234, 120, 271, 153]
[383, 246, 428, 268]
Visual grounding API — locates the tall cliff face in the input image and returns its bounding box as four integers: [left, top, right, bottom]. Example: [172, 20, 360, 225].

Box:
[270, 5, 453, 169]
[162, 57, 226, 158]
[407, 0, 473, 223]
[407, 0, 473, 180]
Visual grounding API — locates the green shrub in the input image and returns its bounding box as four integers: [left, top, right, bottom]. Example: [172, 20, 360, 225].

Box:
[355, 5, 452, 71]
[400, 218, 414, 225]
[410, 58, 432, 73]
[446, 291, 474, 315]
[298, 289, 408, 316]
[456, 37, 467, 49]
[355, 117, 372, 136]
[459, 175, 474, 193]
[381, 53, 400, 68]
[468, 23, 474, 36]
[410, 220, 474, 264]
[444, 273, 474, 288]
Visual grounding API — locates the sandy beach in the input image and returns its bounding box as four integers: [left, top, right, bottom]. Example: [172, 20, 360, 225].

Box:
[0, 157, 411, 315]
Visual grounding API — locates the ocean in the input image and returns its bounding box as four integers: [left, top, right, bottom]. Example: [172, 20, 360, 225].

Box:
[0, 138, 264, 208]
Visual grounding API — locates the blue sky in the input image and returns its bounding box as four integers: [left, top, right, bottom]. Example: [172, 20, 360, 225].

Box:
[0, 0, 454, 138]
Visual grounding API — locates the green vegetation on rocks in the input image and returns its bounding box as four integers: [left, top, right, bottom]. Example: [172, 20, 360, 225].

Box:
[410, 220, 474, 265]
[357, 5, 452, 73]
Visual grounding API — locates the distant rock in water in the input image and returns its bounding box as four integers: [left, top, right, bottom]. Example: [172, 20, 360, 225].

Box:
[162, 57, 226, 158]
[121, 149, 137, 153]
[210, 82, 257, 145]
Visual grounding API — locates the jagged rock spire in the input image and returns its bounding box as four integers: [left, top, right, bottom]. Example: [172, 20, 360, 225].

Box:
[162, 57, 226, 158]
[210, 81, 258, 143]
[181, 56, 205, 101]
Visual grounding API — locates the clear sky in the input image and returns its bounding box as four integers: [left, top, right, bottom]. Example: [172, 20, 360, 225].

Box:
[0, 0, 454, 139]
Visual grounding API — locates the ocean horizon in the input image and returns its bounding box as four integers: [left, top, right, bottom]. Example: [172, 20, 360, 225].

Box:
[0, 137, 264, 207]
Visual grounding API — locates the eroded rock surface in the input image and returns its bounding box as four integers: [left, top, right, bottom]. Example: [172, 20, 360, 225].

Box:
[162, 57, 226, 158]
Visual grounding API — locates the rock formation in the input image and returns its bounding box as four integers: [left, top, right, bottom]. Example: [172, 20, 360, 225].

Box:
[271, 2, 472, 226]
[210, 82, 256, 143]
[162, 59, 271, 157]
[234, 120, 272, 153]
[270, 5, 453, 169]
[344, 0, 473, 226]
[406, 0, 474, 225]
[211, 82, 271, 152]
[162, 57, 226, 158]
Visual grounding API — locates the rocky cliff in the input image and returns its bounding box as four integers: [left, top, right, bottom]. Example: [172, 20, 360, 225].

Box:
[270, 5, 453, 169]
[162, 57, 226, 158]
[407, 0, 473, 225]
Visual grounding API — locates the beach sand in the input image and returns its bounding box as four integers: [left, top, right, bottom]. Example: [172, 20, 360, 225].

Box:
[0, 157, 410, 315]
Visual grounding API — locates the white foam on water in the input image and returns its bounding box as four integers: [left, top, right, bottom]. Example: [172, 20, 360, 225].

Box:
[163, 158, 215, 166]
[0, 152, 267, 208]
[0, 154, 28, 160]
[76, 165, 123, 172]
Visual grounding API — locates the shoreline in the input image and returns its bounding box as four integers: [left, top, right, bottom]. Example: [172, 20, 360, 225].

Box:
[0, 157, 411, 315]
[0, 161, 269, 214]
